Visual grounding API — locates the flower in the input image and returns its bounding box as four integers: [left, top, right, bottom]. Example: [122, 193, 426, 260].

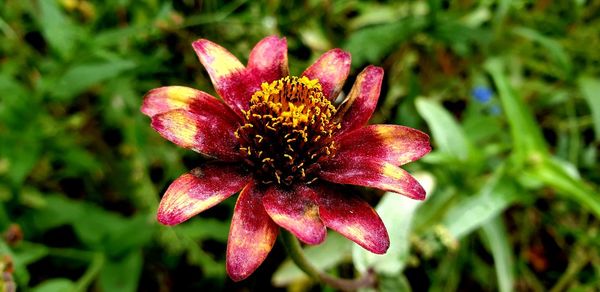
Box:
[471, 86, 494, 103]
[141, 36, 431, 281]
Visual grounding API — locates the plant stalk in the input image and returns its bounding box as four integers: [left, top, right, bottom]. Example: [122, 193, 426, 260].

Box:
[280, 230, 377, 291]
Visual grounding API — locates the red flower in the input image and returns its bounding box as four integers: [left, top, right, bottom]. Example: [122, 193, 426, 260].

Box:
[141, 36, 431, 281]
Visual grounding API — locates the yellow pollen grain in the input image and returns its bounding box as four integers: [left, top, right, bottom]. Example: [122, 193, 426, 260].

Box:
[274, 172, 281, 184]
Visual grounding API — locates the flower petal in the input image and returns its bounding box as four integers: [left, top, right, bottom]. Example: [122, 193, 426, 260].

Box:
[141, 86, 239, 120]
[157, 164, 250, 225]
[335, 66, 384, 134]
[247, 36, 289, 85]
[192, 39, 247, 114]
[315, 183, 389, 254]
[227, 181, 279, 281]
[151, 109, 240, 161]
[320, 159, 426, 200]
[334, 124, 431, 166]
[262, 185, 326, 245]
[302, 48, 351, 101]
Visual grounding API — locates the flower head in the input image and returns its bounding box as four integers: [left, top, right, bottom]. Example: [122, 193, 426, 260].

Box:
[142, 36, 431, 281]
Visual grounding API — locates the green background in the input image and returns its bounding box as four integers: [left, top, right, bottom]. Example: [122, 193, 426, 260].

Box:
[1, 0, 599, 291]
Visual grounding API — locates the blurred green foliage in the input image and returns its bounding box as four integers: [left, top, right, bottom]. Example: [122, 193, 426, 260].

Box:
[1, 0, 599, 291]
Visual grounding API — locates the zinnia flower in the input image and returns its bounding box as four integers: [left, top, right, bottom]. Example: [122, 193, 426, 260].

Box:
[142, 36, 431, 281]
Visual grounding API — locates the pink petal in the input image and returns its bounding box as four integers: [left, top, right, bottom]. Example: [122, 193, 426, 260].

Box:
[302, 48, 351, 101]
[192, 37, 290, 115]
[247, 36, 289, 86]
[320, 158, 426, 200]
[141, 86, 239, 121]
[262, 185, 326, 245]
[151, 109, 240, 161]
[192, 39, 247, 114]
[335, 66, 384, 134]
[227, 181, 279, 281]
[157, 164, 250, 225]
[334, 124, 431, 166]
[315, 183, 389, 254]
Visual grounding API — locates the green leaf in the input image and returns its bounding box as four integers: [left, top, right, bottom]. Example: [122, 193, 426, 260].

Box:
[103, 215, 154, 256]
[11, 242, 49, 266]
[32, 278, 75, 292]
[37, 0, 78, 58]
[344, 17, 427, 66]
[99, 251, 143, 292]
[578, 76, 600, 141]
[52, 60, 136, 101]
[480, 217, 514, 292]
[415, 97, 471, 161]
[29, 195, 154, 253]
[527, 156, 600, 218]
[353, 172, 434, 275]
[175, 218, 230, 242]
[485, 58, 548, 162]
[378, 273, 412, 292]
[443, 167, 520, 239]
[272, 232, 352, 287]
[511, 27, 572, 78]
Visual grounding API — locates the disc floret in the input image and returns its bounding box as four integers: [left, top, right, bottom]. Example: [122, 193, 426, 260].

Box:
[235, 76, 340, 185]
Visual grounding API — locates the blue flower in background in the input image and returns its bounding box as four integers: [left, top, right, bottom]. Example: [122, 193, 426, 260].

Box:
[471, 86, 493, 103]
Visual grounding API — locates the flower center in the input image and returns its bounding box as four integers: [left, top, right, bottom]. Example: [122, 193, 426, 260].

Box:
[235, 76, 340, 186]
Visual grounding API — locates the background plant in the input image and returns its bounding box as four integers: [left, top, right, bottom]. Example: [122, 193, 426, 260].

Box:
[0, 0, 599, 291]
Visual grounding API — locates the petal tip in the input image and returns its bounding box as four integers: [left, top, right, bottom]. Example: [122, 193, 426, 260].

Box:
[408, 180, 427, 201]
[369, 240, 390, 255]
[141, 87, 169, 117]
[365, 64, 384, 74]
[156, 209, 184, 226]
[330, 47, 351, 57]
[226, 264, 251, 282]
[191, 38, 210, 50]
[293, 227, 327, 245]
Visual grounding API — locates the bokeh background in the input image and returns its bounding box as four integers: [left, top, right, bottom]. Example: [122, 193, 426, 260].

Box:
[1, 0, 600, 291]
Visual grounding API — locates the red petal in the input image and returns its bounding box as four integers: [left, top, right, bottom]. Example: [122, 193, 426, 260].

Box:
[335, 66, 384, 134]
[141, 86, 239, 121]
[320, 159, 426, 200]
[151, 109, 240, 161]
[157, 164, 250, 225]
[247, 36, 289, 86]
[262, 185, 326, 245]
[315, 183, 389, 254]
[227, 181, 279, 281]
[302, 48, 351, 101]
[192, 39, 247, 114]
[334, 125, 431, 166]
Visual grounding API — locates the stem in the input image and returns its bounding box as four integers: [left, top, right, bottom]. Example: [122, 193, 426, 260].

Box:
[550, 246, 589, 292]
[73, 252, 105, 292]
[280, 231, 377, 291]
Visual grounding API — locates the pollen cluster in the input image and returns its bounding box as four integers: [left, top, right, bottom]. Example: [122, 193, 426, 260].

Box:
[235, 76, 340, 186]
